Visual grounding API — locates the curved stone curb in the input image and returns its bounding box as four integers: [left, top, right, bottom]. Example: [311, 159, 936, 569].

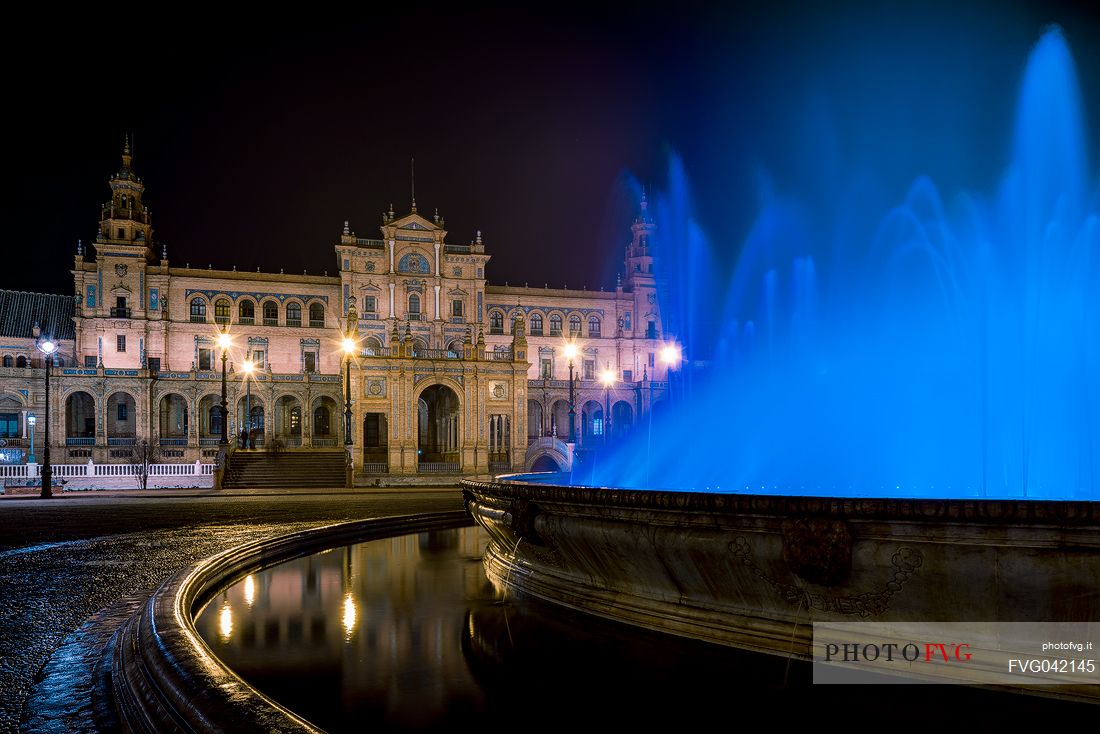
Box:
[105, 511, 473, 734]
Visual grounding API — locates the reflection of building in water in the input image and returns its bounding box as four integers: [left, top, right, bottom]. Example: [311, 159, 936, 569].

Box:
[196, 525, 490, 725]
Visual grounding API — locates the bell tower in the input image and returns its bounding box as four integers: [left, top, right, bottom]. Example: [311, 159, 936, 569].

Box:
[625, 189, 660, 341]
[96, 136, 155, 259]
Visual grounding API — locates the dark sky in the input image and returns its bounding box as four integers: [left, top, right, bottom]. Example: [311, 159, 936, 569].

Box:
[4, 1, 1099, 297]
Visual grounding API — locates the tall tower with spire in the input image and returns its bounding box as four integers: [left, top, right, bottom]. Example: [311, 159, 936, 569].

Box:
[96, 136, 155, 259]
[625, 189, 659, 340]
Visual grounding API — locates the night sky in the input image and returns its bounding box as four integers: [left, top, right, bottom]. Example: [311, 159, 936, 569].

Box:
[4, 1, 1099, 297]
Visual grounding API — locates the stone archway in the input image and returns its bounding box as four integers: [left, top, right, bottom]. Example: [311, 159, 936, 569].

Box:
[311, 396, 338, 447]
[417, 384, 460, 466]
[65, 391, 96, 443]
[236, 394, 265, 447]
[612, 400, 634, 438]
[106, 392, 137, 445]
[275, 395, 303, 447]
[158, 394, 189, 446]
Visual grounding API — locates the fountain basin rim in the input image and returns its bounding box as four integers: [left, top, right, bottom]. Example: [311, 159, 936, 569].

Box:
[103, 510, 473, 734]
[474, 475, 1100, 524]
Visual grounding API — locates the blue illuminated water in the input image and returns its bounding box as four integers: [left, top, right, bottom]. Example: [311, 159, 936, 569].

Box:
[588, 27, 1099, 500]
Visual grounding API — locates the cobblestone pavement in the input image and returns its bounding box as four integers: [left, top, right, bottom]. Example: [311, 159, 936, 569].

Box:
[0, 487, 465, 734]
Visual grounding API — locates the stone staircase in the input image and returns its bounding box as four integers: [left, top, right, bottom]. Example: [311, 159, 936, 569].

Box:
[221, 449, 347, 489]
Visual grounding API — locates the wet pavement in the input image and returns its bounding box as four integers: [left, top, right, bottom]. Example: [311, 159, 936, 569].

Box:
[0, 487, 465, 734]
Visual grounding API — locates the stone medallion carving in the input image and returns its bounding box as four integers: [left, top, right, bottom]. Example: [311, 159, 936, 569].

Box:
[367, 379, 385, 397]
[115, 264, 128, 277]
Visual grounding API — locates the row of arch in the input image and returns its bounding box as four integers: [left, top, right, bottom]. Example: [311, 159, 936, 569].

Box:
[62, 391, 340, 442]
[2, 355, 67, 368]
[190, 296, 326, 326]
[526, 398, 634, 443]
[489, 310, 603, 337]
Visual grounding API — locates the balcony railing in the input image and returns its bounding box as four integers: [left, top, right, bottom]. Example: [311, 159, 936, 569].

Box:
[110, 307, 132, 318]
[198, 437, 222, 446]
[484, 350, 513, 361]
[214, 315, 230, 325]
[418, 462, 459, 474]
[190, 315, 206, 323]
[263, 318, 278, 326]
[413, 349, 462, 360]
[356, 238, 385, 249]
[407, 313, 422, 321]
[309, 319, 325, 328]
[66, 437, 96, 446]
[286, 319, 302, 327]
[159, 437, 187, 446]
[362, 462, 389, 474]
[107, 437, 136, 446]
[238, 317, 255, 325]
[312, 437, 338, 447]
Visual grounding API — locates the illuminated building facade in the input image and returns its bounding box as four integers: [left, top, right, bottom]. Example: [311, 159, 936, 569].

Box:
[0, 143, 672, 480]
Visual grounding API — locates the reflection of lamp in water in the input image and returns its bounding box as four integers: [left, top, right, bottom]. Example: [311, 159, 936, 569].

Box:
[219, 601, 233, 641]
[342, 594, 357, 639]
[243, 574, 255, 607]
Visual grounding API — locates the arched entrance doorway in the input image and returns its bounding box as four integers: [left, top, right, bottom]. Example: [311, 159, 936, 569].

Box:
[580, 400, 603, 444]
[236, 395, 265, 447]
[198, 394, 223, 445]
[275, 395, 302, 447]
[158, 394, 189, 446]
[417, 384, 460, 468]
[612, 400, 634, 438]
[65, 392, 96, 445]
[311, 396, 337, 446]
[106, 392, 137, 446]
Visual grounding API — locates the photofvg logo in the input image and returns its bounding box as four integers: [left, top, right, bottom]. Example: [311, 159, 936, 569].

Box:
[813, 622, 1098, 688]
[824, 641, 972, 664]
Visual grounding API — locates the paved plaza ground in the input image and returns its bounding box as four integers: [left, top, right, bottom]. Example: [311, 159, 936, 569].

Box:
[0, 486, 466, 734]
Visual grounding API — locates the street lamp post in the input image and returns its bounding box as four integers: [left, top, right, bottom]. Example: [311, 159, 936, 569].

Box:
[600, 366, 615, 445]
[342, 337, 356, 446]
[217, 332, 231, 446]
[564, 343, 577, 443]
[34, 328, 58, 499]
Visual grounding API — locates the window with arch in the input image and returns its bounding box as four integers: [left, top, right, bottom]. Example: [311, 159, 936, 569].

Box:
[530, 313, 544, 336]
[308, 302, 324, 327]
[489, 311, 504, 335]
[549, 314, 562, 336]
[214, 298, 231, 325]
[286, 302, 302, 326]
[262, 301, 279, 325]
[408, 294, 422, 320]
[189, 298, 207, 322]
[588, 316, 601, 337]
[16, 356, 27, 368]
[239, 300, 255, 324]
[1, 355, 10, 367]
[569, 314, 582, 336]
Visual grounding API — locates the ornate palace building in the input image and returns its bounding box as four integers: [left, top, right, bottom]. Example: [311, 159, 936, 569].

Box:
[0, 143, 672, 484]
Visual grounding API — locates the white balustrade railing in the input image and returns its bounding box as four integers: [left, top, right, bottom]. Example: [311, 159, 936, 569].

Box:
[2, 461, 214, 481]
